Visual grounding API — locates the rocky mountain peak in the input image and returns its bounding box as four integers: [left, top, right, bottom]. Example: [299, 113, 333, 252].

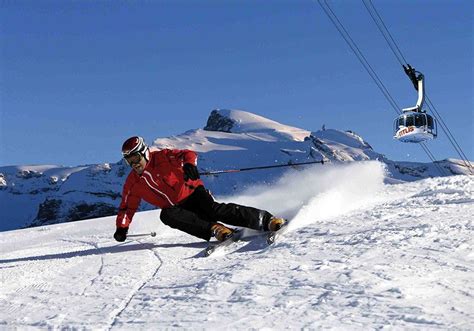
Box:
[204, 109, 235, 133]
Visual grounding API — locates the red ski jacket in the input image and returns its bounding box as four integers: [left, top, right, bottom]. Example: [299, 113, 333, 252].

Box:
[116, 149, 204, 228]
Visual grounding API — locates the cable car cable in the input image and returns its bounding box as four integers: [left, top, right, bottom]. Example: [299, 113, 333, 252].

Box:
[425, 96, 473, 173]
[420, 142, 439, 166]
[318, 0, 445, 175]
[317, 0, 401, 116]
[362, 0, 473, 174]
[362, 0, 407, 66]
[317, 0, 447, 176]
[363, 0, 472, 174]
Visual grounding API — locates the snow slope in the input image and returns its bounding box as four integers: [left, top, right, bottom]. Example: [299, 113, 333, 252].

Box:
[1, 162, 472, 329]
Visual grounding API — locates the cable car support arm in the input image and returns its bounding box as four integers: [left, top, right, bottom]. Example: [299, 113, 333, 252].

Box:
[403, 64, 425, 113]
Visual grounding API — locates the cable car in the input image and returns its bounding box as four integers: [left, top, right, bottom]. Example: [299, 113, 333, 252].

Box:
[394, 65, 437, 143]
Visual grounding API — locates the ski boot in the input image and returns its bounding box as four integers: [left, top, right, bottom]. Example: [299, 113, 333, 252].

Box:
[266, 217, 289, 245]
[210, 223, 234, 242]
[267, 217, 286, 232]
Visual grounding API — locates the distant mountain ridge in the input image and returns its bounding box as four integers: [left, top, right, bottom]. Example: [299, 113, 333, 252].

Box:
[0, 109, 471, 232]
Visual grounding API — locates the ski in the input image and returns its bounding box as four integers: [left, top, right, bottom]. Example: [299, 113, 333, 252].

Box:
[267, 219, 291, 245]
[204, 229, 243, 257]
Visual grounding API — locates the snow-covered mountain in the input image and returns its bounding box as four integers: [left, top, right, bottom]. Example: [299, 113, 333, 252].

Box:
[0, 109, 471, 232]
[1, 162, 472, 329]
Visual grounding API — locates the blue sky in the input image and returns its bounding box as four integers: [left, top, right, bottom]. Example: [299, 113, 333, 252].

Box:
[1, 0, 472, 166]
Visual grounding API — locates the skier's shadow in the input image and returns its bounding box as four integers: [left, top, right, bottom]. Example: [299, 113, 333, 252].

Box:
[0, 241, 207, 265]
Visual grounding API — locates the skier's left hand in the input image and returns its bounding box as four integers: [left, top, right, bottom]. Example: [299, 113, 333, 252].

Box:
[183, 163, 200, 181]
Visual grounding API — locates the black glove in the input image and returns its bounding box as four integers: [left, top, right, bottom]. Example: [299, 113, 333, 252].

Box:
[183, 163, 200, 181]
[114, 227, 128, 242]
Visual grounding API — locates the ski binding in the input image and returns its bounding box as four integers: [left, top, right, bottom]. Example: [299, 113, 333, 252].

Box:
[267, 219, 291, 245]
[204, 229, 243, 257]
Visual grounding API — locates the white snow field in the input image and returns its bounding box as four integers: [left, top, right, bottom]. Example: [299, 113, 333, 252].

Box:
[0, 162, 472, 330]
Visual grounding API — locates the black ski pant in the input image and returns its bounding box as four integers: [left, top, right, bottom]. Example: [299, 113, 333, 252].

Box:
[160, 186, 273, 241]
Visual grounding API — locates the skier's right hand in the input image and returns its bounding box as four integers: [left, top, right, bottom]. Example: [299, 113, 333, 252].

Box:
[183, 163, 200, 181]
[114, 227, 128, 242]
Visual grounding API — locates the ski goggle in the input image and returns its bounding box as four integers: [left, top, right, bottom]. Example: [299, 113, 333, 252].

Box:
[124, 153, 142, 166]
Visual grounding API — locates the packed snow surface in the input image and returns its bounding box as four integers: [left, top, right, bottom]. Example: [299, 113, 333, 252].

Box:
[1, 162, 473, 329]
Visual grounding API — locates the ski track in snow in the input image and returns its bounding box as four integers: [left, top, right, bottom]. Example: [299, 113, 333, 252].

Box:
[106, 237, 164, 331]
[0, 162, 473, 329]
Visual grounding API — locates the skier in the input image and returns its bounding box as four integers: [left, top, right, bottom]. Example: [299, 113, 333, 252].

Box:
[113, 136, 285, 243]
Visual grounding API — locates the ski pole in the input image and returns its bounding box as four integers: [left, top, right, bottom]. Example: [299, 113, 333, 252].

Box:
[127, 232, 157, 238]
[199, 160, 325, 176]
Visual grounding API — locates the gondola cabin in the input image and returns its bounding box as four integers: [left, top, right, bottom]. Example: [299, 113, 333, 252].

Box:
[393, 111, 437, 143]
[394, 64, 437, 143]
